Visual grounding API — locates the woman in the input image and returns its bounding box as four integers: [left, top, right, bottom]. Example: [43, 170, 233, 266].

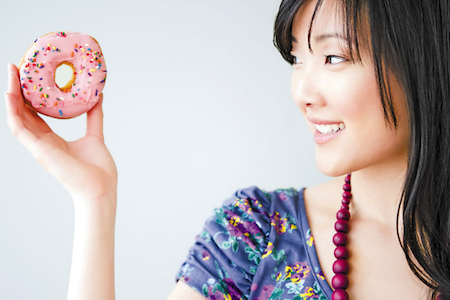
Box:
[5, 0, 450, 299]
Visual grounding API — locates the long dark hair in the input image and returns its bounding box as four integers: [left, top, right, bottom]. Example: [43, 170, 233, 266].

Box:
[273, 0, 450, 299]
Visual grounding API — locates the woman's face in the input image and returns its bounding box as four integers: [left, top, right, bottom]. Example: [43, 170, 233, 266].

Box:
[291, 0, 409, 176]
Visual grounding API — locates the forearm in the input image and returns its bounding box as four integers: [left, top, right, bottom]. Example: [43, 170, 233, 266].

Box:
[67, 192, 117, 300]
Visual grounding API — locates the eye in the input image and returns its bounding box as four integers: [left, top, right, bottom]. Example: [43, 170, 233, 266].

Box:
[325, 55, 347, 65]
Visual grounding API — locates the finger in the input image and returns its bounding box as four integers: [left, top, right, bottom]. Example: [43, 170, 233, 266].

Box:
[7, 63, 21, 99]
[5, 68, 52, 135]
[5, 92, 39, 152]
[86, 94, 104, 140]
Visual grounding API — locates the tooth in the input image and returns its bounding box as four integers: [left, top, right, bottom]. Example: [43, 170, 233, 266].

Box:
[320, 124, 326, 133]
[324, 124, 332, 133]
[315, 124, 321, 131]
[331, 124, 339, 131]
[339, 123, 345, 130]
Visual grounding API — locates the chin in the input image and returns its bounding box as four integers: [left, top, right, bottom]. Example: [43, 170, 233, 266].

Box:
[315, 155, 353, 178]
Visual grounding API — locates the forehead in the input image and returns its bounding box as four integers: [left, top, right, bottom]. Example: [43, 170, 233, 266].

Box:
[292, 0, 343, 42]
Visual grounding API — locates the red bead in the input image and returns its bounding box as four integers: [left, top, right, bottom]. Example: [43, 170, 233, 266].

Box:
[332, 273, 349, 289]
[342, 191, 352, 199]
[334, 246, 349, 259]
[343, 183, 351, 191]
[342, 198, 350, 204]
[332, 289, 349, 300]
[335, 220, 349, 233]
[333, 259, 350, 274]
[341, 204, 349, 210]
[336, 209, 350, 221]
[333, 232, 348, 246]
[345, 175, 351, 183]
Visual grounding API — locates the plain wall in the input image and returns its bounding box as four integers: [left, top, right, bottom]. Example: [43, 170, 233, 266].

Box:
[0, 0, 328, 299]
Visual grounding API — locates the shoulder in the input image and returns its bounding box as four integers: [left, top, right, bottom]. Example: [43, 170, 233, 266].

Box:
[176, 186, 306, 299]
[218, 186, 303, 235]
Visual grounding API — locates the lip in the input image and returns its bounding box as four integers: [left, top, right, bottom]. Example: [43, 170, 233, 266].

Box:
[307, 116, 343, 125]
[314, 128, 345, 144]
[306, 116, 345, 144]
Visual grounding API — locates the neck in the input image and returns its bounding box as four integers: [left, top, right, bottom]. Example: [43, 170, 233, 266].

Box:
[350, 158, 407, 225]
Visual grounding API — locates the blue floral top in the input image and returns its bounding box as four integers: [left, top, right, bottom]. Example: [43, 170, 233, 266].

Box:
[176, 186, 333, 300]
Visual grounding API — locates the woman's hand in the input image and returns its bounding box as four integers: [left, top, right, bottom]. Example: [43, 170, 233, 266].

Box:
[6, 63, 117, 299]
[5, 63, 117, 201]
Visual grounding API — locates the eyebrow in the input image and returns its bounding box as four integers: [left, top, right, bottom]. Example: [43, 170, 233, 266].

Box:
[291, 32, 346, 44]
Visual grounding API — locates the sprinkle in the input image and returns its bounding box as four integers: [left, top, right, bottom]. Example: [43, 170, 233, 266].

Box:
[95, 89, 98, 96]
[74, 44, 77, 48]
[71, 52, 74, 57]
[90, 69, 96, 72]
[39, 64, 44, 69]
[53, 46, 56, 51]
[79, 70, 83, 74]
[39, 87, 42, 92]
[54, 102, 58, 106]
[81, 48, 85, 53]
[59, 110, 63, 116]
[47, 87, 51, 89]
[34, 39, 38, 43]
[45, 94, 49, 98]
[47, 43, 50, 47]
[88, 73, 92, 77]
[74, 49, 78, 52]
[72, 94, 75, 98]
[40, 78, 43, 80]
[34, 85, 36, 90]
[61, 97, 64, 100]
[85, 44, 89, 46]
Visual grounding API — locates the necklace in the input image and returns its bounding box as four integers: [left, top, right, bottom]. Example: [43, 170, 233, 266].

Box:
[331, 173, 352, 300]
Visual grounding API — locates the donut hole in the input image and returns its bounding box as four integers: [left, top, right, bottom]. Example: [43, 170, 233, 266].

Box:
[55, 62, 76, 92]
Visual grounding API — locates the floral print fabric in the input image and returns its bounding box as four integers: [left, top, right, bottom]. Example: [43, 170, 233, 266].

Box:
[176, 186, 333, 300]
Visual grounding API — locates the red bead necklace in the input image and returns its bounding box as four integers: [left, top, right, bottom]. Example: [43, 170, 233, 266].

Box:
[331, 173, 352, 300]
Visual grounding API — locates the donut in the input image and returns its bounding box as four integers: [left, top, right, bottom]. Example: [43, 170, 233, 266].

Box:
[19, 31, 107, 119]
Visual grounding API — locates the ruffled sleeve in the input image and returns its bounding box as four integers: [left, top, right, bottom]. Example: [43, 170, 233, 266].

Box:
[176, 186, 274, 300]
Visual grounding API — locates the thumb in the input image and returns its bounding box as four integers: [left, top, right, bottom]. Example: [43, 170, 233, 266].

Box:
[86, 94, 104, 140]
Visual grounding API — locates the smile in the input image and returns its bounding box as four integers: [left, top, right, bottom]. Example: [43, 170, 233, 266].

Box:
[315, 123, 345, 134]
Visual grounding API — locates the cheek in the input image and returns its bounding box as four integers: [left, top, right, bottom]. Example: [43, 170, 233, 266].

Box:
[329, 68, 382, 128]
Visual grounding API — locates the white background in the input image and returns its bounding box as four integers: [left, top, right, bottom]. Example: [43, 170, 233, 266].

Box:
[0, 0, 328, 299]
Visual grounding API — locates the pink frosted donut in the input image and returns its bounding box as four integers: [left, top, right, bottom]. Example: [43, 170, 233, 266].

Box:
[19, 32, 107, 119]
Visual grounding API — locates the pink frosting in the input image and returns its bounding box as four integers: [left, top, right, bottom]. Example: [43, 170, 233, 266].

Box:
[19, 32, 107, 119]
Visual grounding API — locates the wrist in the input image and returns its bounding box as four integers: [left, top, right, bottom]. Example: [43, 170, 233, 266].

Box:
[72, 189, 117, 217]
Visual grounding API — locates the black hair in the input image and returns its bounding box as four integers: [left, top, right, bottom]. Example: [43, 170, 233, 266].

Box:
[273, 0, 450, 299]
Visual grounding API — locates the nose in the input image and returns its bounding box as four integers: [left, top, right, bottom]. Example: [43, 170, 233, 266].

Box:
[291, 65, 325, 111]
